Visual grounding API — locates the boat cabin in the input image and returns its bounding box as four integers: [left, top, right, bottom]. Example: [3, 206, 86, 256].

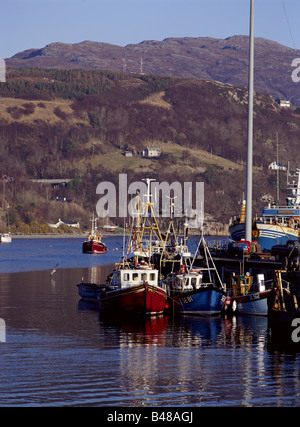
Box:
[88, 234, 103, 242]
[228, 273, 270, 297]
[111, 268, 159, 289]
[170, 272, 204, 292]
[229, 274, 253, 296]
[257, 206, 300, 229]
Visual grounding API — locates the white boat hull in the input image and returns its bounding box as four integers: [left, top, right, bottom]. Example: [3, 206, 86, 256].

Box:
[1, 234, 12, 243]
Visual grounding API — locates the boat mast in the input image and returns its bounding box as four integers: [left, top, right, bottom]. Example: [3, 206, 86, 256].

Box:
[245, 0, 254, 242]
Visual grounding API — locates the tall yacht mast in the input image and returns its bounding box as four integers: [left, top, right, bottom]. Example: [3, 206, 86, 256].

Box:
[245, 0, 255, 242]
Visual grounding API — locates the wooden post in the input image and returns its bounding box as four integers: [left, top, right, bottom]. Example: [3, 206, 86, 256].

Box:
[278, 270, 286, 311]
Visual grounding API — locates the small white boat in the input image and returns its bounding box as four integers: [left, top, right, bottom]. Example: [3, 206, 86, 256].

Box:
[1, 233, 12, 243]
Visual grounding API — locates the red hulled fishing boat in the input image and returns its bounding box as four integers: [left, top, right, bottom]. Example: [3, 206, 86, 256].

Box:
[82, 215, 108, 254]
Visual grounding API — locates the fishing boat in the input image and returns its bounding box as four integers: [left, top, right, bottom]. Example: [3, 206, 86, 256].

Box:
[164, 233, 228, 316]
[225, 273, 271, 315]
[229, 169, 300, 251]
[100, 180, 168, 316]
[82, 233, 108, 254]
[79, 179, 168, 315]
[99, 258, 167, 316]
[82, 214, 108, 254]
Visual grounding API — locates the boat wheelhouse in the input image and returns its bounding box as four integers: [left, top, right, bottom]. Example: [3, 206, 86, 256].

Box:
[110, 265, 159, 290]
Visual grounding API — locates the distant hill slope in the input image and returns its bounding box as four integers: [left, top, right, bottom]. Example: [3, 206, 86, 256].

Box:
[6, 36, 300, 105]
[0, 68, 300, 232]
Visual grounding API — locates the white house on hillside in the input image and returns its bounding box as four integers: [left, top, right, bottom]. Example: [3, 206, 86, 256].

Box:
[279, 100, 291, 108]
[268, 162, 287, 171]
[49, 219, 80, 229]
[142, 147, 161, 158]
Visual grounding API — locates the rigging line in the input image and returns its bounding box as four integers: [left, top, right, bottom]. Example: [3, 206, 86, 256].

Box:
[281, 0, 296, 50]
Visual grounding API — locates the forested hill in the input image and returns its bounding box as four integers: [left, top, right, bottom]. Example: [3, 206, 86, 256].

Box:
[0, 67, 300, 233]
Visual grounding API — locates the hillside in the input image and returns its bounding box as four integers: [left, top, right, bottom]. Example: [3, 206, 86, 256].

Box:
[0, 68, 300, 234]
[6, 36, 300, 105]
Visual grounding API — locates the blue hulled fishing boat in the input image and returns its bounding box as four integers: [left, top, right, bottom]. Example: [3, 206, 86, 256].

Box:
[164, 233, 228, 316]
[229, 169, 300, 251]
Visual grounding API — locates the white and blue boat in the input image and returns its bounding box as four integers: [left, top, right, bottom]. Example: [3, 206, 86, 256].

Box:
[164, 233, 227, 316]
[229, 168, 300, 251]
[166, 273, 227, 315]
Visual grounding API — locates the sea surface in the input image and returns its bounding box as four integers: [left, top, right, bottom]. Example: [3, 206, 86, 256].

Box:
[0, 236, 300, 407]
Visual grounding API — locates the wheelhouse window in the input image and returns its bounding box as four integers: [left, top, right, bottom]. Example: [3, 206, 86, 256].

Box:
[191, 277, 197, 288]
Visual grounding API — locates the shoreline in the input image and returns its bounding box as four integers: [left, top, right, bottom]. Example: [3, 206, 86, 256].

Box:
[10, 233, 229, 239]
[10, 233, 121, 239]
[11, 233, 87, 239]
[9, 230, 230, 239]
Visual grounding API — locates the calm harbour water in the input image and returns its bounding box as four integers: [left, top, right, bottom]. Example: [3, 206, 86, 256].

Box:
[0, 237, 300, 407]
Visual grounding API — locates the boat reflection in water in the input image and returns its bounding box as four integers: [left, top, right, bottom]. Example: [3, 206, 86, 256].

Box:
[97, 313, 299, 407]
[2, 265, 300, 406]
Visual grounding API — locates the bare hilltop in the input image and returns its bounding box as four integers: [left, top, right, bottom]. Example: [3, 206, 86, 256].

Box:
[6, 36, 300, 105]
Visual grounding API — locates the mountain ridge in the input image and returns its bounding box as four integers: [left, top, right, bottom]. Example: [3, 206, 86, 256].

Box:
[6, 35, 300, 105]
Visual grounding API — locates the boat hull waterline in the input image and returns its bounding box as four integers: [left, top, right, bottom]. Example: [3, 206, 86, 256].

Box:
[229, 221, 297, 251]
[100, 283, 167, 316]
[82, 240, 108, 254]
[169, 287, 227, 316]
[232, 290, 270, 316]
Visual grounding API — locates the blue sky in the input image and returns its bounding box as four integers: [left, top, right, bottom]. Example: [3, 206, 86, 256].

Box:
[1, 0, 299, 59]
